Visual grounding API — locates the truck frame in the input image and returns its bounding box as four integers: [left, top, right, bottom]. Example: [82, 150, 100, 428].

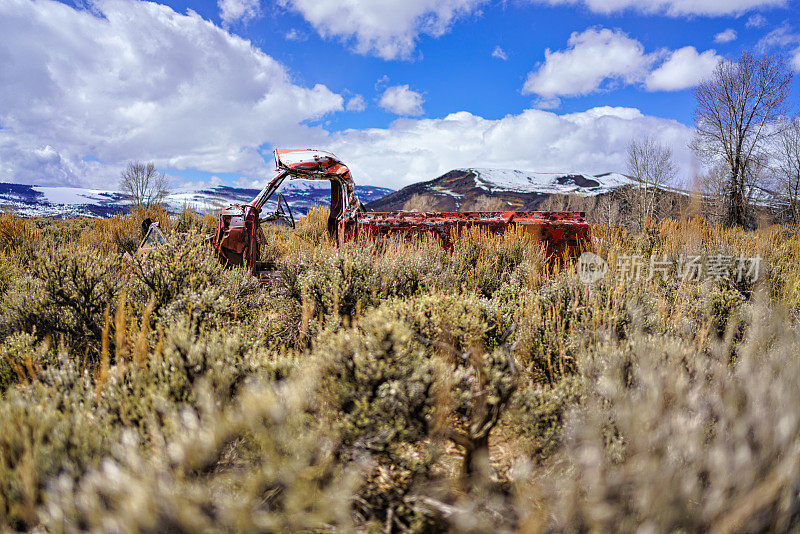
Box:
[213, 149, 590, 274]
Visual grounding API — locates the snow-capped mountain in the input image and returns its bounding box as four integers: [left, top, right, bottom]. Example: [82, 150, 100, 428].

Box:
[1, 167, 665, 218]
[470, 168, 634, 195]
[366, 168, 640, 212]
[0, 181, 394, 218]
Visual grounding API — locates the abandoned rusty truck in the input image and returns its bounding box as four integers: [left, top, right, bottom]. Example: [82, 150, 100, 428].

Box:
[213, 149, 590, 275]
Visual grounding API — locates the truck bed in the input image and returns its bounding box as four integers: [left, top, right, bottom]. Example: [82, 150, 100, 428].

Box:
[355, 210, 589, 255]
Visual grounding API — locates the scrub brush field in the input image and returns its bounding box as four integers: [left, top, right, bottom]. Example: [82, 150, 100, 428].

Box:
[1, 207, 800, 532]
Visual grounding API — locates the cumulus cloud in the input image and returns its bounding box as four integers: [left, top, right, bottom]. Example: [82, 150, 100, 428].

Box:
[714, 28, 737, 43]
[0, 0, 709, 193]
[218, 0, 261, 24]
[327, 106, 693, 188]
[379, 85, 425, 116]
[278, 0, 485, 60]
[0, 132, 118, 188]
[492, 45, 508, 60]
[531, 0, 784, 16]
[523, 28, 654, 97]
[524, 28, 725, 97]
[0, 0, 342, 187]
[645, 46, 722, 91]
[346, 95, 367, 112]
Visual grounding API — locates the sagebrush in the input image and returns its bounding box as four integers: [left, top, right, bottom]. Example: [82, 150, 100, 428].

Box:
[1, 209, 799, 532]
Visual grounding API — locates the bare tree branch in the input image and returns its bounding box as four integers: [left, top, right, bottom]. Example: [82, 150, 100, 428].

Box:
[120, 162, 170, 208]
[624, 136, 677, 231]
[774, 117, 800, 223]
[691, 52, 793, 227]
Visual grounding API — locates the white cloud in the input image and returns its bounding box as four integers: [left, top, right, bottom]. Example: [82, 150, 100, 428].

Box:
[346, 95, 367, 112]
[0, 1, 721, 194]
[278, 0, 485, 60]
[218, 0, 261, 24]
[524, 28, 726, 97]
[531, 0, 784, 16]
[327, 106, 694, 188]
[746, 13, 768, 27]
[0, 0, 342, 187]
[645, 46, 722, 91]
[758, 24, 800, 72]
[0, 133, 117, 188]
[285, 28, 306, 41]
[534, 97, 562, 109]
[714, 28, 737, 43]
[379, 85, 425, 116]
[523, 28, 654, 97]
[492, 45, 508, 60]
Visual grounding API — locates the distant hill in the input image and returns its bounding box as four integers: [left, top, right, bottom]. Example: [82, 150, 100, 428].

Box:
[0, 181, 394, 218]
[365, 168, 637, 212]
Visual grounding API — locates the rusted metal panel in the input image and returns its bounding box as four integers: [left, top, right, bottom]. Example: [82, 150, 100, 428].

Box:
[355, 210, 588, 256]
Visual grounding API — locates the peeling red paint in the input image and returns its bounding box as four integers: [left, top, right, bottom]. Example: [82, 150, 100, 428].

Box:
[355, 210, 589, 256]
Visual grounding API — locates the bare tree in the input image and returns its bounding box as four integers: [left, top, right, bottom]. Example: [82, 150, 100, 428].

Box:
[120, 162, 169, 208]
[625, 136, 677, 229]
[775, 117, 800, 223]
[402, 193, 438, 212]
[465, 195, 509, 212]
[540, 193, 596, 213]
[692, 52, 793, 227]
[697, 163, 731, 225]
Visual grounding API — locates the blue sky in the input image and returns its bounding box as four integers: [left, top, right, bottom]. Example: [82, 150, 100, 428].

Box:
[162, 0, 797, 128]
[0, 0, 798, 190]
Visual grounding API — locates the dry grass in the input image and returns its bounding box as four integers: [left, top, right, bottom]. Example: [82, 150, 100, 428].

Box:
[0, 213, 41, 253]
[79, 204, 173, 255]
[0, 210, 799, 532]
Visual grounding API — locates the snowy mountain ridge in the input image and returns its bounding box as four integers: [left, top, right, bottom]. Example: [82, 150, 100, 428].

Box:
[0, 181, 394, 218]
[2, 168, 657, 219]
[465, 168, 636, 195]
[366, 168, 644, 212]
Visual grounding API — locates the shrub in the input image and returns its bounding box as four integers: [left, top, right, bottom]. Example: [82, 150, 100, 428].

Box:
[547, 314, 800, 532]
[445, 346, 519, 478]
[42, 380, 357, 533]
[5, 243, 121, 356]
[128, 232, 260, 327]
[295, 205, 331, 244]
[508, 376, 585, 463]
[0, 252, 13, 298]
[280, 240, 448, 326]
[377, 293, 513, 356]
[318, 309, 436, 454]
[174, 205, 216, 234]
[0, 210, 798, 532]
[0, 332, 55, 393]
[315, 309, 440, 529]
[449, 228, 534, 297]
[0, 362, 111, 530]
[315, 300, 522, 529]
[0, 214, 40, 254]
